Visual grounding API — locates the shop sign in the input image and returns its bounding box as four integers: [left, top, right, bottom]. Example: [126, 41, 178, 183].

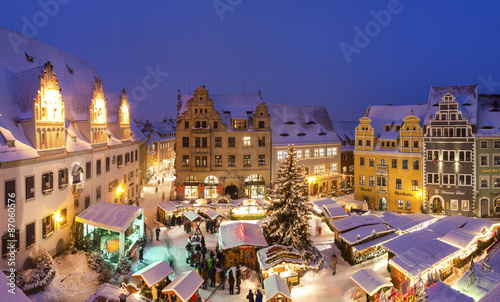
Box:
[360, 187, 372, 192]
[395, 191, 413, 197]
[239, 246, 253, 250]
[434, 189, 465, 195]
[482, 168, 500, 173]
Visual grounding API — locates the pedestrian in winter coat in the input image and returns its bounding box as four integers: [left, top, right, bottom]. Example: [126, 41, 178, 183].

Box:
[201, 245, 207, 260]
[331, 254, 337, 276]
[246, 290, 255, 302]
[202, 266, 209, 289]
[210, 267, 216, 287]
[201, 235, 205, 246]
[206, 220, 210, 232]
[228, 271, 235, 295]
[236, 268, 242, 294]
[208, 258, 213, 271]
[219, 268, 226, 290]
[139, 246, 144, 263]
[190, 250, 195, 267]
[255, 289, 263, 302]
[155, 227, 161, 241]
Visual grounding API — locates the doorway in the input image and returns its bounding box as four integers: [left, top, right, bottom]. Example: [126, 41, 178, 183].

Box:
[225, 185, 238, 199]
[430, 196, 444, 214]
[379, 197, 387, 211]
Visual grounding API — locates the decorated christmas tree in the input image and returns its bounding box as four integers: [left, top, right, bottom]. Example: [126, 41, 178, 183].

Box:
[415, 270, 427, 302]
[466, 258, 478, 289]
[267, 144, 321, 264]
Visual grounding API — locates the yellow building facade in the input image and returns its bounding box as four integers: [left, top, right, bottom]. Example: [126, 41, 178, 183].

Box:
[354, 105, 426, 213]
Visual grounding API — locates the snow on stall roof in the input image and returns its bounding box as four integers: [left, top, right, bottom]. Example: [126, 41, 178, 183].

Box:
[205, 208, 225, 220]
[461, 217, 499, 234]
[382, 229, 441, 256]
[330, 215, 384, 233]
[426, 215, 472, 236]
[312, 198, 337, 209]
[350, 269, 393, 296]
[219, 222, 268, 250]
[339, 224, 394, 245]
[158, 201, 190, 213]
[75, 202, 143, 233]
[366, 104, 427, 137]
[353, 232, 399, 252]
[322, 204, 348, 220]
[263, 274, 292, 301]
[184, 210, 204, 222]
[440, 228, 477, 249]
[478, 281, 500, 302]
[131, 260, 173, 288]
[381, 212, 436, 232]
[477, 94, 500, 136]
[390, 239, 459, 279]
[257, 245, 304, 271]
[0, 271, 31, 301]
[85, 283, 145, 302]
[161, 270, 203, 302]
[267, 103, 340, 146]
[424, 85, 478, 125]
[427, 281, 474, 302]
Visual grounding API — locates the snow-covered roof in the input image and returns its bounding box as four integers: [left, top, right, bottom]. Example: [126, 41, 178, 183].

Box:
[461, 218, 499, 235]
[257, 244, 304, 271]
[0, 271, 31, 301]
[332, 120, 357, 142]
[381, 212, 436, 233]
[382, 229, 441, 256]
[477, 94, 500, 136]
[390, 239, 459, 279]
[350, 269, 393, 296]
[312, 198, 337, 209]
[479, 281, 500, 302]
[161, 270, 203, 302]
[263, 274, 292, 301]
[131, 261, 173, 288]
[322, 204, 348, 220]
[85, 284, 145, 302]
[219, 222, 268, 250]
[426, 215, 471, 236]
[158, 201, 190, 213]
[439, 228, 477, 249]
[426, 281, 474, 302]
[267, 103, 340, 146]
[205, 208, 225, 220]
[184, 210, 205, 222]
[366, 104, 427, 137]
[330, 215, 384, 233]
[353, 232, 399, 252]
[75, 202, 143, 233]
[339, 224, 394, 245]
[424, 85, 478, 125]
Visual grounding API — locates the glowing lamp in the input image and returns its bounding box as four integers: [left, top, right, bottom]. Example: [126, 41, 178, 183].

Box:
[308, 176, 316, 184]
[106, 239, 120, 252]
[117, 185, 124, 196]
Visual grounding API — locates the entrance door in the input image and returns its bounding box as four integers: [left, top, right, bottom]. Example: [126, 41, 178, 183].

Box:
[379, 197, 387, 211]
[481, 198, 489, 217]
[431, 197, 444, 214]
[225, 185, 238, 199]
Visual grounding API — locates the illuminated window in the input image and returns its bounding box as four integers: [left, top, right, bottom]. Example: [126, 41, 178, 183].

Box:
[405, 201, 411, 210]
[395, 178, 402, 190]
[244, 155, 251, 166]
[398, 200, 403, 209]
[243, 137, 251, 147]
[42, 214, 55, 238]
[296, 150, 302, 158]
[228, 155, 235, 166]
[182, 155, 190, 166]
[215, 155, 222, 167]
[412, 180, 418, 191]
[59, 208, 67, 227]
[304, 150, 310, 158]
[369, 176, 375, 187]
[277, 151, 284, 160]
[359, 175, 365, 186]
[258, 155, 265, 166]
[258, 136, 265, 147]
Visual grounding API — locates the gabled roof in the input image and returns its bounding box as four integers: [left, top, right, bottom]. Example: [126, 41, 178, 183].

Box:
[339, 223, 394, 245]
[322, 203, 348, 220]
[382, 229, 442, 256]
[365, 104, 427, 137]
[219, 222, 268, 250]
[381, 212, 436, 233]
[478, 94, 500, 136]
[131, 261, 173, 288]
[75, 202, 143, 233]
[263, 274, 292, 301]
[178, 93, 262, 118]
[426, 215, 471, 236]
[424, 85, 478, 125]
[330, 215, 384, 233]
[350, 269, 393, 296]
[161, 270, 203, 301]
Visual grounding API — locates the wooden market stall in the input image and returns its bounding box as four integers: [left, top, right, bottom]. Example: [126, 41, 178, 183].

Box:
[75, 202, 144, 260]
[231, 199, 269, 219]
[219, 222, 269, 269]
[185, 210, 205, 235]
[161, 270, 203, 302]
[350, 269, 393, 301]
[321, 203, 348, 222]
[204, 208, 225, 233]
[257, 245, 305, 286]
[264, 274, 292, 302]
[131, 260, 173, 293]
[157, 201, 190, 226]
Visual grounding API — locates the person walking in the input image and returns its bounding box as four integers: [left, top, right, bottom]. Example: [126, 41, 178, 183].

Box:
[246, 289, 255, 302]
[155, 226, 160, 241]
[210, 266, 216, 287]
[255, 289, 263, 302]
[201, 234, 205, 247]
[202, 265, 209, 289]
[228, 270, 235, 295]
[162, 192, 165, 201]
[201, 245, 207, 260]
[331, 253, 337, 276]
[139, 246, 144, 263]
[219, 268, 226, 290]
[236, 267, 242, 294]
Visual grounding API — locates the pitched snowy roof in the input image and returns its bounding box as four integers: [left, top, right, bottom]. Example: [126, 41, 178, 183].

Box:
[0, 272, 31, 301]
[205, 208, 225, 220]
[312, 198, 337, 209]
[257, 244, 304, 271]
[366, 104, 427, 137]
[477, 94, 500, 136]
[390, 239, 459, 279]
[267, 103, 340, 146]
[426, 215, 471, 236]
[264, 274, 292, 301]
[426, 281, 474, 302]
[353, 232, 399, 252]
[85, 284, 145, 302]
[381, 212, 436, 233]
[132, 261, 173, 288]
[161, 270, 203, 301]
[330, 215, 384, 233]
[382, 229, 441, 256]
[339, 223, 394, 245]
[461, 218, 499, 235]
[184, 210, 205, 222]
[424, 85, 478, 125]
[479, 281, 500, 302]
[322, 203, 348, 220]
[332, 120, 357, 142]
[75, 202, 143, 233]
[178, 93, 262, 118]
[219, 222, 268, 250]
[350, 269, 393, 296]
[439, 228, 477, 249]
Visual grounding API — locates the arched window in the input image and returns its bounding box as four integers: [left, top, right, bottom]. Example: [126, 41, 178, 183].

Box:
[204, 176, 218, 184]
[245, 174, 265, 183]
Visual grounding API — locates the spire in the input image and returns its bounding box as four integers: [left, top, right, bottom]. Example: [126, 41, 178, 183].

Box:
[258, 89, 262, 100]
[447, 86, 450, 93]
[411, 108, 413, 116]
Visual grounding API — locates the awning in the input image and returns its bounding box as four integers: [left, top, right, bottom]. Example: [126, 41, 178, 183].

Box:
[352, 233, 399, 252]
[185, 210, 205, 222]
[264, 274, 291, 301]
[350, 269, 393, 296]
[205, 208, 225, 220]
[75, 202, 143, 233]
[161, 270, 203, 302]
[131, 261, 173, 288]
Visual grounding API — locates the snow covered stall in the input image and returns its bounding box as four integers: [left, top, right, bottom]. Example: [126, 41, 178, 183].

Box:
[350, 269, 392, 301]
[257, 245, 305, 286]
[219, 222, 268, 269]
[131, 260, 173, 295]
[157, 201, 190, 226]
[75, 202, 144, 260]
[263, 273, 292, 302]
[161, 270, 203, 302]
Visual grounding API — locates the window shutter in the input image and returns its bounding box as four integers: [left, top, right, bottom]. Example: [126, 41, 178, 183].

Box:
[5, 180, 15, 207]
[50, 172, 54, 190]
[42, 174, 47, 192]
[26, 223, 35, 247]
[59, 170, 62, 188]
[15, 229, 20, 251]
[26, 177, 34, 199]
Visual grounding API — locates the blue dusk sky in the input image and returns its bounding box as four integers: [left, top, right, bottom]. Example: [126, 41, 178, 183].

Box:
[1, 0, 500, 123]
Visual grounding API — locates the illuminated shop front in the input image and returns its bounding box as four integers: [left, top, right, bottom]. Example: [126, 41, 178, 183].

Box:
[204, 175, 219, 198]
[245, 174, 266, 199]
[184, 176, 199, 199]
[231, 199, 269, 219]
[257, 245, 305, 286]
[75, 202, 144, 261]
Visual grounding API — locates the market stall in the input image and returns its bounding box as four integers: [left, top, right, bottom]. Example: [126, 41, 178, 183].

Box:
[185, 210, 205, 235]
[204, 208, 225, 233]
[264, 274, 292, 302]
[231, 199, 269, 220]
[157, 201, 190, 226]
[257, 245, 305, 286]
[75, 202, 144, 260]
[322, 203, 348, 222]
[131, 260, 173, 292]
[161, 270, 203, 302]
[350, 269, 393, 301]
[219, 222, 269, 269]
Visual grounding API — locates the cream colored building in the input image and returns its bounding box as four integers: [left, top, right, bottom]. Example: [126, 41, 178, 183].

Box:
[175, 86, 271, 200]
[0, 28, 145, 269]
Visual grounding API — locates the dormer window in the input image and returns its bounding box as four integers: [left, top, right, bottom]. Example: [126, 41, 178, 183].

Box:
[285, 121, 295, 125]
[385, 125, 391, 131]
[7, 141, 15, 147]
[25, 51, 34, 63]
[297, 133, 306, 136]
[233, 120, 247, 129]
[306, 121, 317, 125]
[395, 126, 400, 131]
[66, 65, 74, 74]
[319, 132, 327, 136]
[280, 133, 289, 137]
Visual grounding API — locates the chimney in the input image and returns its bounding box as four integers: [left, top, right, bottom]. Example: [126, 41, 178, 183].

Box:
[387, 104, 392, 106]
